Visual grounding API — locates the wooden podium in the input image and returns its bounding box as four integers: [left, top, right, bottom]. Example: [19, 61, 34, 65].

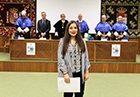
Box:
[10, 39, 137, 62]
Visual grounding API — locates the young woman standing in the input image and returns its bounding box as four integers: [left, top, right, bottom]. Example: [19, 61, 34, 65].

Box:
[58, 20, 90, 97]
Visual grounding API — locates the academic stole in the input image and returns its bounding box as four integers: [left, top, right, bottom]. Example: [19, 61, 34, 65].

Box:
[79, 22, 82, 29]
[62, 22, 64, 28]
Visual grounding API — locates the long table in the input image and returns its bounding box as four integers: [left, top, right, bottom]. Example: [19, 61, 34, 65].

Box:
[10, 39, 137, 62]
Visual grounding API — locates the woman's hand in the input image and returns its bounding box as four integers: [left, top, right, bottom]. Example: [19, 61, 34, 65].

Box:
[84, 70, 89, 81]
[64, 74, 70, 83]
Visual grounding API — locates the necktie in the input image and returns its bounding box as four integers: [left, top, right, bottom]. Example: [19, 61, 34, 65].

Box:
[43, 20, 45, 30]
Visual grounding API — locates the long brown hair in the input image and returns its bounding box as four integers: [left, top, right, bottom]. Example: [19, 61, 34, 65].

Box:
[62, 20, 85, 56]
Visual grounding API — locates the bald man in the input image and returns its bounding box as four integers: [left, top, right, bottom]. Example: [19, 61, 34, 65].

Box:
[112, 16, 129, 40]
[76, 14, 89, 38]
[95, 15, 112, 40]
[14, 10, 33, 39]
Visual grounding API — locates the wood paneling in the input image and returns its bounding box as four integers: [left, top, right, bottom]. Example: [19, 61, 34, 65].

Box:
[52, 41, 59, 61]
[0, 62, 140, 73]
[0, 62, 58, 72]
[86, 40, 137, 62]
[95, 41, 137, 62]
[89, 63, 140, 73]
[0, 36, 5, 47]
[0, 36, 9, 52]
[129, 38, 140, 55]
[86, 41, 95, 61]
[10, 39, 137, 62]
[10, 39, 59, 60]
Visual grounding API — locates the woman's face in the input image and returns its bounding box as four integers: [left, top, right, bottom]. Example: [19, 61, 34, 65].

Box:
[68, 23, 78, 37]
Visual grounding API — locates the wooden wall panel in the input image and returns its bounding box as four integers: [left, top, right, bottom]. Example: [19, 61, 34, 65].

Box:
[52, 41, 59, 61]
[138, 39, 140, 55]
[89, 63, 138, 73]
[0, 62, 58, 72]
[0, 62, 140, 73]
[86, 41, 95, 61]
[0, 36, 5, 47]
[129, 38, 140, 55]
[0, 36, 9, 52]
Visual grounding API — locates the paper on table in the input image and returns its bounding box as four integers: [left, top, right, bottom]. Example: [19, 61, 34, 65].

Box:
[39, 37, 46, 40]
[101, 37, 107, 41]
[58, 77, 80, 92]
[121, 39, 128, 41]
[18, 37, 24, 39]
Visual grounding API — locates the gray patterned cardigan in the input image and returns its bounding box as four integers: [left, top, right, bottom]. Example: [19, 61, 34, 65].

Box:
[58, 39, 91, 83]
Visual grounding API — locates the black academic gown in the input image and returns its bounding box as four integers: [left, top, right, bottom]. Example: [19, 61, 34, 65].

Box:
[53, 20, 68, 39]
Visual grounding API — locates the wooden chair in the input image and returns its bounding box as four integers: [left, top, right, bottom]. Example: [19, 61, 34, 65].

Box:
[4, 31, 16, 53]
[4, 36, 10, 53]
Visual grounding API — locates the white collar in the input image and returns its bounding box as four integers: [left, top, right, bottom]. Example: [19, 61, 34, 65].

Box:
[62, 20, 65, 23]
[79, 20, 83, 23]
[42, 19, 46, 21]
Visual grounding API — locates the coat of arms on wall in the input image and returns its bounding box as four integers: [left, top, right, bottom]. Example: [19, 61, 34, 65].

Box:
[0, 0, 36, 37]
[0, 3, 30, 26]
[8, 8, 19, 24]
[101, 0, 140, 38]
